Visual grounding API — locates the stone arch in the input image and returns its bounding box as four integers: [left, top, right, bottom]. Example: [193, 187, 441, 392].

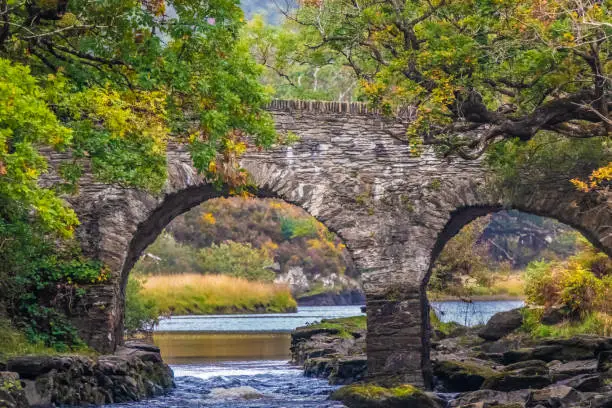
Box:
[370, 176, 612, 390]
[69, 145, 357, 353]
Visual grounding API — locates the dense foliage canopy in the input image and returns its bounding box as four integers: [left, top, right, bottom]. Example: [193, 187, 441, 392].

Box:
[0, 0, 276, 348]
[267, 0, 611, 158]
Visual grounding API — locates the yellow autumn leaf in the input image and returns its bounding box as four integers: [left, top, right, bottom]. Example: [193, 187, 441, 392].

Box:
[201, 212, 216, 225]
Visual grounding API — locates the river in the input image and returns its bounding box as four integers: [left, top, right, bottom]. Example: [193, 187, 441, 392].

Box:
[107, 301, 522, 408]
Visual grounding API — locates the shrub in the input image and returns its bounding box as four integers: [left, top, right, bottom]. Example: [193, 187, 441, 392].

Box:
[280, 217, 319, 239]
[132, 233, 202, 275]
[558, 266, 604, 317]
[124, 277, 159, 333]
[524, 242, 611, 321]
[524, 261, 560, 307]
[199, 241, 275, 282]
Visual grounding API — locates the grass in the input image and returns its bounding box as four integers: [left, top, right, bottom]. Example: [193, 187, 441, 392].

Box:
[139, 274, 298, 315]
[304, 316, 367, 338]
[0, 317, 97, 361]
[429, 272, 525, 300]
[522, 309, 612, 338]
[430, 310, 465, 335]
[0, 318, 59, 360]
[472, 273, 525, 297]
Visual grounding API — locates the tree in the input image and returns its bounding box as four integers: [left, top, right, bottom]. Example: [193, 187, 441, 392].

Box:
[288, 0, 610, 157]
[243, 15, 359, 101]
[0, 0, 275, 347]
[0, 0, 276, 188]
[199, 241, 275, 282]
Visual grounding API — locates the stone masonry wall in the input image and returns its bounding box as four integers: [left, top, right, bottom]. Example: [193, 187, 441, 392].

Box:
[41, 100, 612, 389]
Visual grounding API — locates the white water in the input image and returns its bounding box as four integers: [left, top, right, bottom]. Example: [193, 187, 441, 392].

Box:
[104, 302, 521, 407]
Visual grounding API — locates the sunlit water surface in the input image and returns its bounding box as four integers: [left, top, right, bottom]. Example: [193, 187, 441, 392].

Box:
[101, 302, 522, 407]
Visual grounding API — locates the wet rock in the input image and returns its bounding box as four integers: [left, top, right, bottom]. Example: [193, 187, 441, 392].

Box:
[331, 383, 441, 408]
[433, 359, 498, 392]
[526, 385, 583, 407]
[448, 389, 529, 407]
[291, 319, 366, 385]
[304, 357, 335, 379]
[6, 356, 81, 380]
[481, 369, 551, 392]
[582, 392, 612, 408]
[502, 346, 562, 365]
[478, 309, 523, 341]
[548, 360, 598, 381]
[503, 337, 612, 365]
[329, 357, 368, 385]
[5, 343, 173, 406]
[435, 335, 484, 355]
[123, 341, 161, 353]
[539, 337, 612, 360]
[559, 374, 602, 392]
[209, 386, 264, 400]
[477, 338, 523, 355]
[503, 360, 548, 374]
[292, 327, 343, 343]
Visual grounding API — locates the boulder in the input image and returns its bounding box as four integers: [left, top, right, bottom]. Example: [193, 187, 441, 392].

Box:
[503, 344, 595, 365]
[478, 309, 524, 341]
[527, 385, 583, 407]
[433, 359, 498, 392]
[329, 357, 368, 385]
[598, 350, 612, 372]
[548, 360, 598, 381]
[209, 386, 264, 400]
[559, 374, 602, 392]
[503, 347, 560, 364]
[123, 341, 161, 353]
[481, 369, 551, 392]
[503, 360, 548, 374]
[331, 383, 441, 408]
[540, 307, 569, 326]
[540, 337, 612, 360]
[448, 389, 529, 407]
[7, 356, 86, 380]
[583, 392, 612, 408]
[3, 344, 173, 407]
[303, 357, 335, 379]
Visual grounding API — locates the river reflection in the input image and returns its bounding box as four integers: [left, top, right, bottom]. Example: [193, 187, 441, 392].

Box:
[154, 332, 291, 364]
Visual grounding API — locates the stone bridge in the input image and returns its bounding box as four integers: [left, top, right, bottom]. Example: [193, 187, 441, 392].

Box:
[45, 100, 612, 389]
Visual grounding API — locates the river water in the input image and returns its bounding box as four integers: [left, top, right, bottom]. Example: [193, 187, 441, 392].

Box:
[109, 302, 522, 408]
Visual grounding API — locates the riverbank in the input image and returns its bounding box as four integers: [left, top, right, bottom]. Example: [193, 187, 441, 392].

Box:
[429, 294, 525, 301]
[137, 274, 297, 315]
[0, 341, 173, 407]
[291, 312, 612, 408]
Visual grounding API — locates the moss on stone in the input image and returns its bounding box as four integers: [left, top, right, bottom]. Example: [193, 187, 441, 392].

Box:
[305, 316, 366, 339]
[0, 380, 22, 392]
[481, 371, 551, 392]
[430, 310, 465, 337]
[331, 383, 438, 408]
[434, 360, 498, 392]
